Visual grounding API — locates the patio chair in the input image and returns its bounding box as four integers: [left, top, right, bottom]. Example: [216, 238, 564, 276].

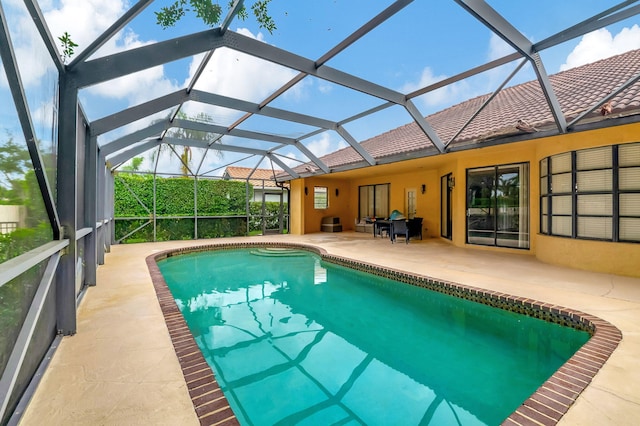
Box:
[391, 219, 409, 244]
[408, 217, 423, 240]
[373, 220, 391, 238]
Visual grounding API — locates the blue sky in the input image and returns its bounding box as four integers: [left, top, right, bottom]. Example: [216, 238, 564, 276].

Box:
[2, 0, 640, 176]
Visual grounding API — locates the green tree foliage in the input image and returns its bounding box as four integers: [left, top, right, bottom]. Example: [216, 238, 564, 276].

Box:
[156, 0, 275, 33]
[0, 263, 46, 382]
[58, 31, 78, 63]
[153, 111, 223, 176]
[114, 173, 250, 217]
[0, 134, 52, 262]
[249, 201, 288, 232]
[0, 223, 51, 263]
[0, 133, 31, 204]
[120, 157, 144, 172]
[114, 173, 287, 242]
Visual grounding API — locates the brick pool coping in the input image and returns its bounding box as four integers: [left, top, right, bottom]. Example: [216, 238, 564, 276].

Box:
[146, 242, 622, 426]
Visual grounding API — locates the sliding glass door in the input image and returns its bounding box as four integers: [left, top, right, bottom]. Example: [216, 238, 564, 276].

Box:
[358, 184, 390, 219]
[441, 174, 453, 240]
[466, 163, 529, 248]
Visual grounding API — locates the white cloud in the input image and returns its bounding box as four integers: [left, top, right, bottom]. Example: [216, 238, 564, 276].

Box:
[95, 25, 302, 176]
[402, 66, 471, 111]
[43, 0, 129, 58]
[305, 132, 347, 158]
[88, 62, 178, 105]
[402, 32, 535, 114]
[0, 0, 61, 89]
[41, 0, 181, 113]
[186, 28, 299, 103]
[401, 33, 513, 108]
[487, 32, 515, 61]
[317, 82, 334, 95]
[177, 27, 304, 129]
[264, 138, 334, 171]
[560, 25, 640, 71]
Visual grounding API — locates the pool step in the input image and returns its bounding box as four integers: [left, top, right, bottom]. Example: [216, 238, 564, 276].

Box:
[250, 248, 307, 257]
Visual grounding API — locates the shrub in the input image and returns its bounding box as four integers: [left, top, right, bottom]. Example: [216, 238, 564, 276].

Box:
[114, 174, 254, 242]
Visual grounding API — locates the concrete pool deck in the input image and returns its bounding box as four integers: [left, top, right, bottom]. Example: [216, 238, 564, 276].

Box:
[17, 233, 640, 425]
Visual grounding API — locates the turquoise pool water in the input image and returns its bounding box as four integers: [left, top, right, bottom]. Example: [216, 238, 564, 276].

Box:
[159, 248, 590, 425]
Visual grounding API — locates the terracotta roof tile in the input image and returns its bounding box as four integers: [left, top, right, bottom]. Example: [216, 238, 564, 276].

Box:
[224, 166, 286, 188]
[293, 49, 640, 174]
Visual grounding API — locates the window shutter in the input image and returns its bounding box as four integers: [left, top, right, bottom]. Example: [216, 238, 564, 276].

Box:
[620, 218, 640, 241]
[619, 143, 640, 167]
[577, 146, 611, 170]
[552, 173, 572, 193]
[620, 193, 640, 216]
[577, 170, 612, 192]
[578, 194, 612, 215]
[551, 152, 571, 173]
[620, 167, 640, 191]
[578, 217, 612, 239]
[552, 195, 572, 215]
[552, 216, 572, 236]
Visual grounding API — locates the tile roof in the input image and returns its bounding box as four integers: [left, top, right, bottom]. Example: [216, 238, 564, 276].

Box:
[224, 166, 286, 188]
[296, 49, 640, 173]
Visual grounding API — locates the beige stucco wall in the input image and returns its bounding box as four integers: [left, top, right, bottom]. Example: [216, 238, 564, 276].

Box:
[0, 204, 26, 232]
[288, 122, 640, 277]
[295, 177, 352, 233]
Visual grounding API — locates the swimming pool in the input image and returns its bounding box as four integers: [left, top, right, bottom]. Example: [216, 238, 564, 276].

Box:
[149, 243, 621, 425]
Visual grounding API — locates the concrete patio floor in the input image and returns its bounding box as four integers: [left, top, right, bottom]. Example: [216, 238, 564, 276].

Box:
[17, 232, 640, 425]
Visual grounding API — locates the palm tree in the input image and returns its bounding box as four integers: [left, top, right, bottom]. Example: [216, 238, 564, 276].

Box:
[152, 111, 223, 176]
[120, 156, 144, 172]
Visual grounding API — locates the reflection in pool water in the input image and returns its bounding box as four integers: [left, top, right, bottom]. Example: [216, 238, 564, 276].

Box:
[159, 249, 589, 425]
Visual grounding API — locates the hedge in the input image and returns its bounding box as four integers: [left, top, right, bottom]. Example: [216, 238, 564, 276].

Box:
[114, 173, 288, 242]
[114, 174, 250, 217]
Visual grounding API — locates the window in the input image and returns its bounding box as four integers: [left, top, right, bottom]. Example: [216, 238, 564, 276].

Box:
[0, 222, 18, 234]
[441, 174, 453, 240]
[466, 163, 530, 249]
[314, 186, 328, 209]
[540, 142, 640, 242]
[358, 184, 390, 219]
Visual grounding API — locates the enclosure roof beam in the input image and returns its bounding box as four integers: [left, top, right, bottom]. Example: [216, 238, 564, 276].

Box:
[106, 140, 160, 169]
[90, 87, 339, 139]
[76, 15, 450, 156]
[454, 0, 533, 59]
[71, 27, 226, 88]
[189, 90, 338, 130]
[170, 118, 298, 145]
[291, 141, 329, 174]
[404, 100, 445, 152]
[100, 117, 331, 173]
[99, 121, 167, 156]
[335, 126, 376, 166]
[186, 0, 245, 94]
[530, 54, 568, 132]
[68, 0, 154, 69]
[267, 153, 299, 179]
[91, 89, 190, 136]
[455, 0, 567, 132]
[534, 1, 640, 52]
[226, 0, 413, 130]
[0, 3, 61, 239]
[162, 137, 269, 157]
[225, 30, 407, 105]
[222, 31, 448, 152]
[22, 0, 64, 73]
[446, 57, 528, 148]
[568, 69, 640, 128]
[405, 53, 521, 100]
[168, 119, 329, 175]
